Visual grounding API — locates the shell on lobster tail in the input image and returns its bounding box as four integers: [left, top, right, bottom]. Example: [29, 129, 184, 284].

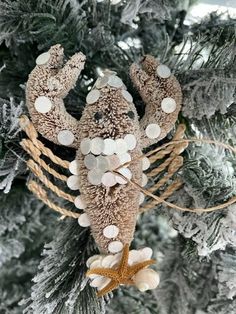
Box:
[133, 268, 160, 292]
[75, 72, 143, 253]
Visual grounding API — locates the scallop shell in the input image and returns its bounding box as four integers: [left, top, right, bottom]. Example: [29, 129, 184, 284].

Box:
[133, 268, 160, 291]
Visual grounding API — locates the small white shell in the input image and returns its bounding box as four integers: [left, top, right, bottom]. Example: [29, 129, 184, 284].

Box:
[36, 52, 50, 65]
[86, 255, 102, 268]
[95, 76, 109, 89]
[57, 130, 75, 146]
[101, 255, 116, 268]
[107, 155, 120, 170]
[161, 97, 176, 113]
[90, 276, 109, 288]
[78, 213, 90, 227]
[69, 159, 80, 175]
[97, 278, 112, 290]
[156, 64, 171, 79]
[108, 241, 124, 253]
[103, 225, 119, 239]
[80, 138, 91, 155]
[122, 90, 133, 102]
[108, 75, 123, 88]
[101, 172, 117, 187]
[139, 192, 145, 205]
[145, 124, 161, 139]
[97, 156, 110, 172]
[115, 138, 128, 154]
[141, 173, 148, 187]
[133, 269, 160, 291]
[128, 250, 141, 265]
[74, 195, 87, 209]
[117, 152, 131, 165]
[84, 154, 97, 170]
[87, 169, 103, 185]
[102, 253, 121, 268]
[90, 137, 104, 155]
[67, 175, 80, 190]
[89, 258, 103, 269]
[116, 167, 132, 184]
[103, 139, 116, 155]
[86, 89, 101, 104]
[124, 134, 137, 150]
[34, 96, 52, 113]
[142, 157, 150, 171]
[140, 247, 153, 260]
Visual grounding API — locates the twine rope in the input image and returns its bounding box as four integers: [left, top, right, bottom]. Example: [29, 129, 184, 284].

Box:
[27, 159, 75, 203]
[21, 139, 68, 182]
[28, 180, 81, 219]
[19, 115, 69, 169]
[140, 178, 183, 213]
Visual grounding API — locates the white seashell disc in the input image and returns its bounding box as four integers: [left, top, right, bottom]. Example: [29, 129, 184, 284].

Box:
[86, 89, 101, 104]
[36, 52, 51, 65]
[67, 175, 80, 190]
[80, 138, 91, 155]
[116, 167, 132, 184]
[86, 255, 102, 268]
[122, 90, 133, 102]
[87, 169, 103, 185]
[103, 139, 116, 155]
[97, 156, 110, 172]
[124, 134, 137, 150]
[34, 96, 52, 113]
[109, 253, 122, 267]
[95, 76, 109, 89]
[108, 75, 123, 88]
[115, 138, 128, 154]
[69, 159, 80, 175]
[57, 130, 75, 146]
[139, 192, 145, 205]
[107, 155, 120, 170]
[90, 259, 103, 269]
[108, 241, 124, 253]
[142, 173, 148, 187]
[90, 137, 104, 155]
[101, 255, 117, 268]
[97, 278, 112, 291]
[101, 172, 117, 187]
[103, 225, 119, 239]
[142, 157, 150, 171]
[156, 64, 171, 79]
[133, 268, 160, 291]
[117, 152, 131, 166]
[78, 213, 90, 227]
[90, 276, 103, 287]
[140, 247, 153, 260]
[84, 154, 97, 170]
[74, 195, 87, 209]
[145, 123, 161, 139]
[161, 97, 177, 113]
[128, 250, 141, 265]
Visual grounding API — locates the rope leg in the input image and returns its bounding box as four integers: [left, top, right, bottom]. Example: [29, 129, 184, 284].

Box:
[28, 180, 81, 219]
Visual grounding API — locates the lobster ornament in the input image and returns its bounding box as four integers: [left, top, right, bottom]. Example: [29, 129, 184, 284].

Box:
[23, 44, 183, 296]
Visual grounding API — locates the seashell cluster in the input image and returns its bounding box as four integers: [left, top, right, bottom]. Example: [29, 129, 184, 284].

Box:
[87, 247, 160, 292]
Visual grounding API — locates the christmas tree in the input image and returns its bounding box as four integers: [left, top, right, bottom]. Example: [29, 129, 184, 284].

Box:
[0, 0, 236, 313]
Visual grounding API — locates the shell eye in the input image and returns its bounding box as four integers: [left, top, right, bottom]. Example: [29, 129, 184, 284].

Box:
[94, 111, 103, 121]
[127, 111, 135, 119]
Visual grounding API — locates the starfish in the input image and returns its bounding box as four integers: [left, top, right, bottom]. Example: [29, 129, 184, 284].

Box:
[86, 244, 156, 297]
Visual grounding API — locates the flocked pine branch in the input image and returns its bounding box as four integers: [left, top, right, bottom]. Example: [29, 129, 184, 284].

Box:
[0, 97, 25, 193]
[23, 219, 109, 314]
